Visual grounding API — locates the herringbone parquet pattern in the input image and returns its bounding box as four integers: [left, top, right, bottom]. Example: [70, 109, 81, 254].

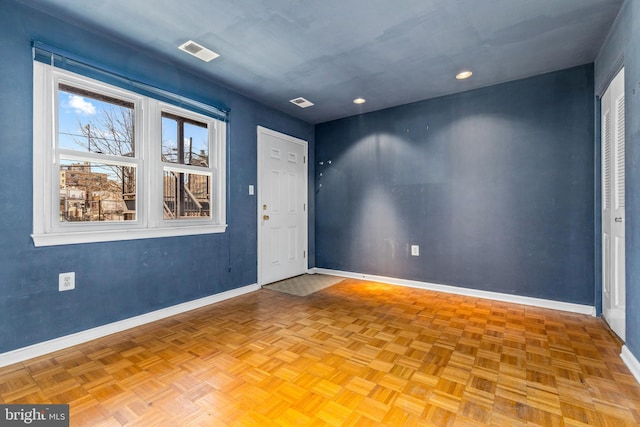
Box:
[1, 279, 639, 426]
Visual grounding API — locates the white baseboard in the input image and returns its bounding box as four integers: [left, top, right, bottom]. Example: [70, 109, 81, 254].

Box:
[315, 268, 595, 316]
[0, 283, 260, 368]
[621, 345, 640, 383]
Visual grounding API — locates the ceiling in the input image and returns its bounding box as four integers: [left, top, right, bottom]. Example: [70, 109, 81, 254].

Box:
[23, 0, 623, 124]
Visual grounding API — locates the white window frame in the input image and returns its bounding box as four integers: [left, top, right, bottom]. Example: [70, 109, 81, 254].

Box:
[32, 62, 227, 246]
[151, 102, 226, 228]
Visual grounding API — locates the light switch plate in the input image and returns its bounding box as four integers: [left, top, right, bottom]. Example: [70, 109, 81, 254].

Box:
[411, 245, 420, 256]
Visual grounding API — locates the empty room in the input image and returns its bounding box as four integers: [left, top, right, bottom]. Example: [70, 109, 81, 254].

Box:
[1, 0, 640, 425]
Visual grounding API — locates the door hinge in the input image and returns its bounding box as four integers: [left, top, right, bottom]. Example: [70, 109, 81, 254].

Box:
[303, 203, 306, 211]
[304, 156, 306, 164]
[303, 250, 306, 258]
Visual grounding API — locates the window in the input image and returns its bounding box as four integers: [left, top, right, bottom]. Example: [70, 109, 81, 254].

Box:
[33, 62, 227, 246]
[161, 110, 213, 220]
[57, 84, 138, 223]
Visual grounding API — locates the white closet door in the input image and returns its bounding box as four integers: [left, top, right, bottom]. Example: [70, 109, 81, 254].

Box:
[602, 67, 625, 340]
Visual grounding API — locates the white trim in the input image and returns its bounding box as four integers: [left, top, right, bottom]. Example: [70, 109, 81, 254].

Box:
[256, 126, 309, 286]
[32, 224, 227, 247]
[621, 345, 640, 384]
[33, 61, 52, 239]
[0, 283, 259, 368]
[315, 268, 596, 316]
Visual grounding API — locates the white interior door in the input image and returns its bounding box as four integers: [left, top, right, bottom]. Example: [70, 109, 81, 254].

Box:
[602, 67, 625, 340]
[257, 126, 308, 285]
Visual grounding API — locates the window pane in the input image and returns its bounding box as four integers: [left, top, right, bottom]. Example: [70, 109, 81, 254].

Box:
[58, 84, 135, 157]
[161, 112, 208, 167]
[163, 169, 211, 219]
[161, 115, 178, 163]
[59, 160, 136, 222]
[184, 122, 209, 166]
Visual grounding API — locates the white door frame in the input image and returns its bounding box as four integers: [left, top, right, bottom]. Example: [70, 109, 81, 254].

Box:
[257, 126, 308, 286]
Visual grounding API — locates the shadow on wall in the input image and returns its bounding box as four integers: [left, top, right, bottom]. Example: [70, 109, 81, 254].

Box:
[315, 64, 595, 304]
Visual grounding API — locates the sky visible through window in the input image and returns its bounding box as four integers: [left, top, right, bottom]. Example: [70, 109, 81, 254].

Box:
[162, 116, 209, 166]
[58, 89, 133, 155]
[58, 89, 209, 165]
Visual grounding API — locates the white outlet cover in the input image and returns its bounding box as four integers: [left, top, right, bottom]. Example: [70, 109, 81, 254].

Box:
[411, 245, 420, 256]
[249, 185, 255, 195]
[59, 272, 75, 291]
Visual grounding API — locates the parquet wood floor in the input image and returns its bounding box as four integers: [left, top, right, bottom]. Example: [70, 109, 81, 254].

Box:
[1, 279, 640, 426]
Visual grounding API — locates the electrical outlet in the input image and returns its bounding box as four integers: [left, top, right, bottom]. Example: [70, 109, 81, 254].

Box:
[59, 272, 75, 291]
[411, 245, 420, 256]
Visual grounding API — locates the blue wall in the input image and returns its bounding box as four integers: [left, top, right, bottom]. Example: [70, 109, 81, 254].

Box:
[596, 0, 640, 359]
[0, 1, 314, 353]
[315, 65, 595, 304]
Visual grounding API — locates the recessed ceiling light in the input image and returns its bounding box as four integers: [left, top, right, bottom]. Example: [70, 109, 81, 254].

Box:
[290, 97, 314, 108]
[178, 40, 219, 62]
[353, 97, 366, 104]
[456, 70, 473, 80]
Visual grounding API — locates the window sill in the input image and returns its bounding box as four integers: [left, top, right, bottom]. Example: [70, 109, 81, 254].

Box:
[32, 224, 227, 247]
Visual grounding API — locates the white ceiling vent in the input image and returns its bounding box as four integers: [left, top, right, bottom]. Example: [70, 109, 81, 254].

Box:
[178, 40, 219, 62]
[289, 97, 314, 108]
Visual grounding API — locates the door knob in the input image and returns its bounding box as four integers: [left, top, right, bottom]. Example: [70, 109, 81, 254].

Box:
[263, 215, 270, 220]
[615, 217, 623, 222]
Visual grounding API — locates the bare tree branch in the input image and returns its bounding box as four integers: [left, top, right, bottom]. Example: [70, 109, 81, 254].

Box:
[73, 107, 136, 193]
